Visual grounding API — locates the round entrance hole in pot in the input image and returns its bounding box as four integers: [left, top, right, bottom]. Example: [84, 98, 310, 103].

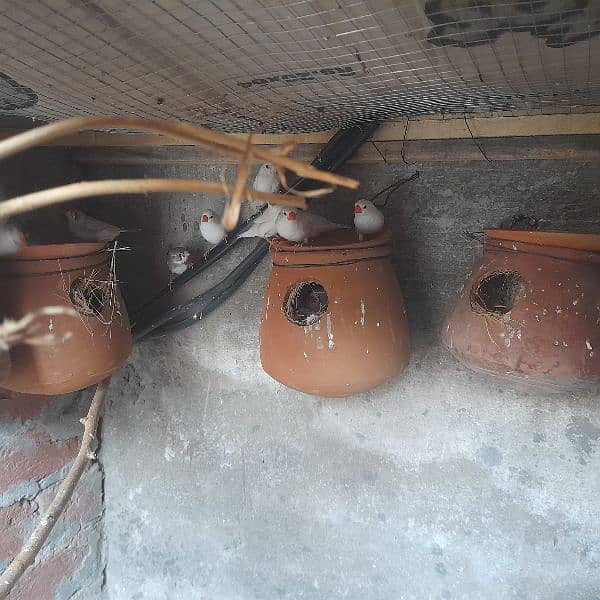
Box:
[260, 229, 410, 397]
[442, 230, 600, 390]
[0, 243, 132, 395]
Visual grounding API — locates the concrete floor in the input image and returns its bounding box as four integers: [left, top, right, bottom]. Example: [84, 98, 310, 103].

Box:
[94, 160, 600, 599]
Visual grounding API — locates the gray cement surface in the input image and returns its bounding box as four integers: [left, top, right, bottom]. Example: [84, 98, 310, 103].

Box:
[94, 160, 600, 599]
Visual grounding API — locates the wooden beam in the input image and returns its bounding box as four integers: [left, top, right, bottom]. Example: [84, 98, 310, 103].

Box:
[257, 112, 600, 143]
[73, 136, 600, 165]
[1, 108, 600, 148]
[359, 136, 600, 162]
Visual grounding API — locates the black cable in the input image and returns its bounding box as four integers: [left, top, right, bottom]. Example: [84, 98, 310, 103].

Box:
[312, 121, 380, 173]
[400, 118, 417, 165]
[370, 171, 420, 208]
[464, 115, 492, 163]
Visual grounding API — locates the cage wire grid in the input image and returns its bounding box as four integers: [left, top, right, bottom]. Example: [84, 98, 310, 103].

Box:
[0, 0, 598, 133]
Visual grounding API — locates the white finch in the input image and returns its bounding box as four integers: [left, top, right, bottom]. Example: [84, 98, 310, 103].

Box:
[276, 209, 345, 243]
[252, 163, 279, 194]
[0, 221, 24, 255]
[65, 209, 128, 242]
[239, 164, 282, 239]
[239, 204, 283, 239]
[354, 199, 384, 240]
[199, 209, 225, 245]
[167, 247, 191, 277]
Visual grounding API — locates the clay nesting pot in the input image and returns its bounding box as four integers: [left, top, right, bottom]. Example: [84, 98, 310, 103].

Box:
[442, 230, 600, 390]
[260, 229, 410, 397]
[0, 243, 132, 395]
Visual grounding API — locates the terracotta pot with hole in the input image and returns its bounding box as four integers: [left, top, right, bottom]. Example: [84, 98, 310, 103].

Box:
[0, 243, 132, 395]
[442, 230, 600, 390]
[260, 229, 410, 397]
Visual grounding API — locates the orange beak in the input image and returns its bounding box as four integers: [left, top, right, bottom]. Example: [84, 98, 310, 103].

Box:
[201, 214, 209, 222]
[287, 211, 297, 221]
[183, 250, 190, 258]
[354, 204, 362, 214]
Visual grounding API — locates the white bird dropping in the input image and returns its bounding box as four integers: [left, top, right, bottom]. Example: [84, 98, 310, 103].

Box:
[199, 209, 225, 245]
[354, 199, 384, 241]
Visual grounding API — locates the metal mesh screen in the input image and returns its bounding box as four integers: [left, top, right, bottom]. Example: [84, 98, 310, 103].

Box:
[0, 0, 599, 133]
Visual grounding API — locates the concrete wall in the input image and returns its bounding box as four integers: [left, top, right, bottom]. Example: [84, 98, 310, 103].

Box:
[0, 148, 105, 599]
[89, 159, 600, 599]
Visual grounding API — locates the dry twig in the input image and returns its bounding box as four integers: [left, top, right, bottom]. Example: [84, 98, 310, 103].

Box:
[0, 116, 358, 191]
[223, 132, 255, 231]
[0, 117, 359, 229]
[0, 179, 308, 221]
[0, 378, 110, 600]
[0, 114, 358, 592]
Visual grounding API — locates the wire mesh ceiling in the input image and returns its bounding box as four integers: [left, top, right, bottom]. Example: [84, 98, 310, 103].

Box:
[0, 0, 599, 133]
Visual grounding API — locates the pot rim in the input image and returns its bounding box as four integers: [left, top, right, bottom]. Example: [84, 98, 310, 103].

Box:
[0, 242, 108, 261]
[484, 236, 600, 265]
[268, 228, 392, 252]
[485, 229, 600, 252]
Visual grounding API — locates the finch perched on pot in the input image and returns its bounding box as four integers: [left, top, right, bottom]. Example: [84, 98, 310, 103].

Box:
[354, 200, 384, 241]
[65, 209, 130, 242]
[276, 209, 346, 243]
